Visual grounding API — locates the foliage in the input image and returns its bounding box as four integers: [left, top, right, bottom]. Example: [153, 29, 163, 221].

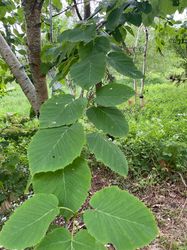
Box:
[0, 2, 161, 249]
[154, 17, 187, 77]
[121, 84, 187, 179]
[0, 85, 33, 117]
[1, 0, 187, 249]
[0, 60, 14, 95]
[0, 114, 37, 212]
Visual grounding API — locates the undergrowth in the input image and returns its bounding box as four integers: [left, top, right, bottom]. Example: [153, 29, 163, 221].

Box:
[121, 83, 187, 181]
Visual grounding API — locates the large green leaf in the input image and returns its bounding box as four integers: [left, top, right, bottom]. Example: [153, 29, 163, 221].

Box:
[87, 133, 128, 176]
[36, 228, 106, 250]
[59, 24, 96, 43]
[105, 7, 123, 31]
[79, 36, 111, 60]
[33, 158, 91, 218]
[96, 83, 134, 106]
[86, 106, 128, 137]
[28, 123, 85, 175]
[107, 51, 143, 79]
[40, 95, 87, 128]
[70, 52, 106, 89]
[123, 12, 142, 27]
[0, 194, 59, 250]
[84, 187, 158, 250]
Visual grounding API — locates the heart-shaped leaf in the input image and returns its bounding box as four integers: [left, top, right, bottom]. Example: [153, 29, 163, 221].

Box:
[36, 228, 106, 250]
[84, 187, 158, 250]
[33, 158, 91, 218]
[70, 53, 106, 89]
[28, 123, 85, 175]
[0, 194, 59, 250]
[40, 95, 87, 128]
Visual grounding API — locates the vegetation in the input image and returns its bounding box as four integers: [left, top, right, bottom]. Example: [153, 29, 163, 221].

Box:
[0, 0, 187, 250]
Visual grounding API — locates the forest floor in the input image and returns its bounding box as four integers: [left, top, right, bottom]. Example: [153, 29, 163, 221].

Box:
[91, 167, 187, 250]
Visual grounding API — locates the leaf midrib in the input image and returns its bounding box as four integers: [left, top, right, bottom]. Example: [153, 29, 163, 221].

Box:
[12, 208, 56, 234]
[95, 209, 153, 229]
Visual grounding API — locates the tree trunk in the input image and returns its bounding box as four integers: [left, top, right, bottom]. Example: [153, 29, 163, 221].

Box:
[0, 32, 39, 113]
[140, 27, 149, 108]
[84, 0, 91, 20]
[133, 26, 141, 104]
[23, 0, 48, 111]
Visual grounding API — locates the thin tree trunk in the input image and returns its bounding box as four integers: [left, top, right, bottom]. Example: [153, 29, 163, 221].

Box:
[84, 0, 91, 20]
[185, 43, 187, 78]
[133, 26, 141, 104]
[0, 32, 38, 113]
[23, 0, 48, 111]
[140, 27, 149, 108]
[49, 0, 53, 43]
[73, 0, 82, 20]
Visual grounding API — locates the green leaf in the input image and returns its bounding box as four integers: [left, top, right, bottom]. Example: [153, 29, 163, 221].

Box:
[0, 194, 59, 250]
[87, 133, 128, 176]
[40, 94, 87, 128]
[107, 51, 143, 79]
[96, 83, 134, 106]
[84, 187, 158, 250]
[52, 0, 62, 10]
[33, 158, 91, 218]
[112, 28, 124, 43]
[86, 106, 128, 137]
[36, 228, 106, 250]
[59, 24, 96, 43]
[28, 123, 85, 175]
[79, 36, 111, 59]
[154, 0, 179, 15]
[70, 53, 106, 89]
[123, 12, 142, 27]
[105, 7, 123, 31]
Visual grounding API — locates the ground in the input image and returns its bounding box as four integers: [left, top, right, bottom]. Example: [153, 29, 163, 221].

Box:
[91, 167, 187, 250]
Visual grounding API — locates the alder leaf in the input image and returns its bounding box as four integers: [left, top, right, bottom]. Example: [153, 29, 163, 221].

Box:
[0, 194, 59, 250]
[28, 123, 85, 175]
[107, 51, 143, 79]
[87, 132, 128, 176]
[36, 228, 106, 250]
[33, 158, 91, 218]
[96, 83, 134, 106]
[86, 106, 128, 137]
[84, 187, 158, 250]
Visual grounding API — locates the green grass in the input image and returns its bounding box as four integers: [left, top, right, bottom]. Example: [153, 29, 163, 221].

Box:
[0, 84, 30, 117]
[120, 83, 187, 178]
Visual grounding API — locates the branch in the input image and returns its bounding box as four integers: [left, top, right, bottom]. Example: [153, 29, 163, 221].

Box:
[0, 32, 38, 114]
[52, 0, 95, 20]
[73, 0, 83, 21]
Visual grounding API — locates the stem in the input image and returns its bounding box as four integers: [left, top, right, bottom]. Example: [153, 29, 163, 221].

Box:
[49, 0, 53, 43]
[59, 206, 75, 214]
[133, 25, 142, 104]
[140, 26, 149, 108]
[84, 0, 90, 20]
[73, 0, 83, 21]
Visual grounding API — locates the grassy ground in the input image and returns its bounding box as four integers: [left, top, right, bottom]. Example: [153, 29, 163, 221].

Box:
[0, 85, 30, 117]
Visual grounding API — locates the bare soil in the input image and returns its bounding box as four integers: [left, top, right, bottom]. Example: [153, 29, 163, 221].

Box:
[91, 166, 187, 250]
